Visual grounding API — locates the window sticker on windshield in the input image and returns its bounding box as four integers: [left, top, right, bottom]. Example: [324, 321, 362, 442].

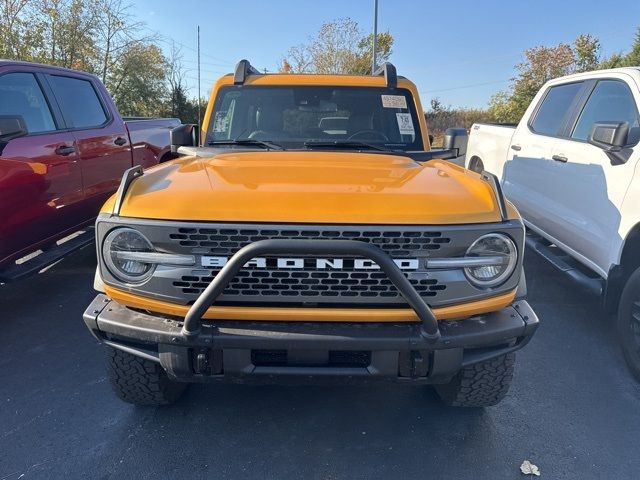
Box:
[396, 113, 415, 135]
[381, 95, 407, 109]
[212, 111, 229, 132]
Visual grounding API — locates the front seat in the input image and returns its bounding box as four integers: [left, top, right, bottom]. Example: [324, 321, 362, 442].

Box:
[249, 108, 288, 140]
[347, 114, 373, 137]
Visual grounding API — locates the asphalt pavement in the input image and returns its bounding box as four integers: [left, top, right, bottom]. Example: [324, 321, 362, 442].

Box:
[1, 246, 639, 479]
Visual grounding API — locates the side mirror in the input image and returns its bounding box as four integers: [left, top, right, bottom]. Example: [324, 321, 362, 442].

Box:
[428, 134, 434, 146]
[170, 124, 199, 153]
[0, 115, 28, 139]
[443, 127, 468, 158]
[587, 121, 639, 165]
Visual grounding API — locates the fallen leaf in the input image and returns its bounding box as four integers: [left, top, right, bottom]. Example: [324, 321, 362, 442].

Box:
[520, 460, 541, 476]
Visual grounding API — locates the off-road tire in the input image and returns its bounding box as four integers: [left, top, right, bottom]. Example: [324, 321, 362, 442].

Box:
[105, 346, 187, 406]
[435, 352, 515, 407]
[617, 267, 640, 382]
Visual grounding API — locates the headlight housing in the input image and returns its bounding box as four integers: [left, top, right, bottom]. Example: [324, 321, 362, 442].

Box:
[103, 228, 155, 284]
[464, 233, 517, 288]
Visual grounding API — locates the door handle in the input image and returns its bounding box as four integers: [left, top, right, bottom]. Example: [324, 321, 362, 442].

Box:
[552, 154, 568, 163]
[510, 144, 522, 151]
[114, 137, 127, 146]
[55, 145, 76, 156]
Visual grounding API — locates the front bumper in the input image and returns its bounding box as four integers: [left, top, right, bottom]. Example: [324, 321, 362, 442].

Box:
[83, 295, 539, 384]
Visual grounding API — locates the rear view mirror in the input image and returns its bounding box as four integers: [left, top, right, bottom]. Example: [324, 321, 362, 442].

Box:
[170, 124, 199, 153]
[443, 128, 468, 158]
[0, 115, 28, 139]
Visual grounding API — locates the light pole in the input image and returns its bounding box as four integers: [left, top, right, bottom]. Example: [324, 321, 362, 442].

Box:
[371, 0, 378, 74]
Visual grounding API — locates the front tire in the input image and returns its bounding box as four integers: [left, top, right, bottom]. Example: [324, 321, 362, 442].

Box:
[105, 346, 187, 406]
[617, 267, 640, 381]
[435, 352, 515, 407]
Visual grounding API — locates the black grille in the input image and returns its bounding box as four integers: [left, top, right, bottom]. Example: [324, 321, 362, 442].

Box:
[167, 225, 451, 304]
[169, 227, 451, 257]
[173, 268, 446, 299]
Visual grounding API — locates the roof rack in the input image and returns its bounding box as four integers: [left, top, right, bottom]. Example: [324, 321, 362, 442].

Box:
[234, 59, 262, 85]
[374, 62, 397, 89]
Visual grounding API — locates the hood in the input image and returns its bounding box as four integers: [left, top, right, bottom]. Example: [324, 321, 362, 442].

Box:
[116, 151, 505, 224]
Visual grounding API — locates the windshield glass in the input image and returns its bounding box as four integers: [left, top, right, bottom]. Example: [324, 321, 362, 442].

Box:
[206, 85, 423, 151]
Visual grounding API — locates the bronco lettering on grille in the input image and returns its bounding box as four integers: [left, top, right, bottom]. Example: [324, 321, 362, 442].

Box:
[201, 256, 420, 270]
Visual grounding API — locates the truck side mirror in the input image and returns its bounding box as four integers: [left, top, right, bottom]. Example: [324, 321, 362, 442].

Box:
[443, 128, 468, 158]
[0, 115, 28, 155]
[587, 121, 638, 165]
[170, 124, 199, 153]
[0, 115, 28, 139]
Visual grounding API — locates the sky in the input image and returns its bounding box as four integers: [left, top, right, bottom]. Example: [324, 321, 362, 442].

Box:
[135, 0, 640, 109]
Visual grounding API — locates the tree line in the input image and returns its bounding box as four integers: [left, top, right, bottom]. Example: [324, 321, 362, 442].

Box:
[428, 29, 640, 143]
[0, 0, 202, 122]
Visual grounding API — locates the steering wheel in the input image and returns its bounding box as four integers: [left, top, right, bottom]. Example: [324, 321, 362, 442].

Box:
[348, 130, 389, 142]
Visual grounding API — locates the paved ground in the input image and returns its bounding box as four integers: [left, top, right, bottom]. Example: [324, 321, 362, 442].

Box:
[1, 246, 639, 480]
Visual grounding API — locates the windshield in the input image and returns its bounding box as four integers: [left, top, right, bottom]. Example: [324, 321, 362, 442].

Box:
[206, 85, 424, 151]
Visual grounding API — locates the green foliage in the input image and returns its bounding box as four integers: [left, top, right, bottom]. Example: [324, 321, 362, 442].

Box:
[425, 98, 496, 146]
[106, 43, 166, 117]
[0, 0, 176, 118]
[487, 29, 640, 123]
[281, 17, 394, 75]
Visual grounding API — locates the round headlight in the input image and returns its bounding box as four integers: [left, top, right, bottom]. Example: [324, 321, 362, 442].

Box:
[103, 228, 155, 284]
[464, 233, 517, 288]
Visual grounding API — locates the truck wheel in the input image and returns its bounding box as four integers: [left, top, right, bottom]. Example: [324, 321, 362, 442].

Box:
[435, 352, 515, 407]
[105, 346, 187, 406]
[617, 267, 640, 381]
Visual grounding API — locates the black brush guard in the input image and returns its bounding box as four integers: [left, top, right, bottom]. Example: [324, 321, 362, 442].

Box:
[181, 239, 440, 341]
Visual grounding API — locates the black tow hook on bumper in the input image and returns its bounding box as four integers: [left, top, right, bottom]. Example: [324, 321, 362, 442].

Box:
[182, 239, 441, 342]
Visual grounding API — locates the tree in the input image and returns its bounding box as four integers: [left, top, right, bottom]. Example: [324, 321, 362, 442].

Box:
[106, 43, 167, 117]
[573, 34, 601, 72]
[282, 18, 394, 75]
[35, 0, 98, 71]
[352, 31, 393, 74]
[489, 34, 604, 123]
[0, 0, 44, 60]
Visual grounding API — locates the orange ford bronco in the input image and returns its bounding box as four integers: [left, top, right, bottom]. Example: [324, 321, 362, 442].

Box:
[83, 61, 538, 407]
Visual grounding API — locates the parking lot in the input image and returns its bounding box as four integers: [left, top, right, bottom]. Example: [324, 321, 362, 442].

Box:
[0, 246, 639, 479]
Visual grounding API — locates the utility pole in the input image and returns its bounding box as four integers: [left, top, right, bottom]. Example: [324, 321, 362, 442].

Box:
[371, 0, 378, 74]
[197, 25, 201, 139]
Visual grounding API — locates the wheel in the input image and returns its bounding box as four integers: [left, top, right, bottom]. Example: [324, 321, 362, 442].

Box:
[468, 156, 484, 173]
[435, 352, 515, 407]
[617, 267, 640, 381]
[105, 346, 187, 406]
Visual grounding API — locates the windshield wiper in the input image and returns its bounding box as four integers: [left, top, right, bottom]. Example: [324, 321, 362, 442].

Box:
[304, 140, 393, 152]
[207, 139, 283, 150]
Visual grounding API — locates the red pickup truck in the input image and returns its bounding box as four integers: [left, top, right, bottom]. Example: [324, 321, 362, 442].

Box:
[0, 61, 180, 280]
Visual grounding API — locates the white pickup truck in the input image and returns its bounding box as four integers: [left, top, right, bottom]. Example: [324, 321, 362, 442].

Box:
[465, 67, 640, 380]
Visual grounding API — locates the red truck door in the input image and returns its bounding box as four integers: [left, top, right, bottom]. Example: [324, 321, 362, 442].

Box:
[45, 73, 132, 215]
[0, 70, 84, 265]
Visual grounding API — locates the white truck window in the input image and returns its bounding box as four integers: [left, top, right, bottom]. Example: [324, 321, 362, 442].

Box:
[530, 82, 583, 136]
[571, 80, 640, 141]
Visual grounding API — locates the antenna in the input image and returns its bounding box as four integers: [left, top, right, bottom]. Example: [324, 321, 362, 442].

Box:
[371, 0, 378, 74]
[197, 25, 201, 142]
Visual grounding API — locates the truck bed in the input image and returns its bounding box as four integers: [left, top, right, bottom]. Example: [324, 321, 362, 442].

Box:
[465, 123, 516, 174]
